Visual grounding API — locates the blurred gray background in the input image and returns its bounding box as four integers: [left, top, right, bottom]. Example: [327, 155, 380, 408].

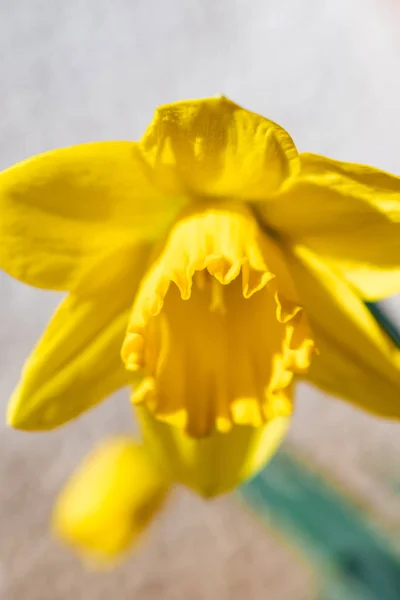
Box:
[0, 1, 399, 599]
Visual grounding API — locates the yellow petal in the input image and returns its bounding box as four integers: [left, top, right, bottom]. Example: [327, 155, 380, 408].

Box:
[136, 406, 290, 498]
[286, 244, 400, 418]
[52, 437, 170, 565]
[0, 142, 186, 290]
[262, 153, 400, 300]
[122, 203, 314, 437]
[7, 244, 150, 431]
[140, 96, 299, 198]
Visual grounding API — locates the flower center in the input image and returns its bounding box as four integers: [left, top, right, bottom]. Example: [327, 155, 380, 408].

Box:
[121, 203, 314, 438]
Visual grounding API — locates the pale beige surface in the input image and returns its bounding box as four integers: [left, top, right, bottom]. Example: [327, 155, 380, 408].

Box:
[1, 1, 400, 599]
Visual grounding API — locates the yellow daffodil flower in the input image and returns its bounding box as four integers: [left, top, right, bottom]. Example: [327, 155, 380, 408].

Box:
[52, 437, 170, 565]
[2, 96, 400, 563]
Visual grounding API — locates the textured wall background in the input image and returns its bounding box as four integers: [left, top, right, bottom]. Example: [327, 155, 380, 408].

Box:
[0, 1, 399, 598]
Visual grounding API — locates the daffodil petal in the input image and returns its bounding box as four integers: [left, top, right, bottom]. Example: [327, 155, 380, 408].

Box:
[0, 142, 186, 290]
[136, 406, 290, 498]
[286, 244, 400, 418]
[140, 96, 299, 198]
[52, 437, 170, 565]
[263, 153, 400, 300]
[7, 244, 150, 431]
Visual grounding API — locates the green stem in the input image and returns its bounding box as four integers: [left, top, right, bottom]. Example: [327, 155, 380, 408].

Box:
[238, 451, 400, 600]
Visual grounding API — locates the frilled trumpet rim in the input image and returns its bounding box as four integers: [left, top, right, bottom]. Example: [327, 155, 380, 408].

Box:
[122, 203, 315, 438]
